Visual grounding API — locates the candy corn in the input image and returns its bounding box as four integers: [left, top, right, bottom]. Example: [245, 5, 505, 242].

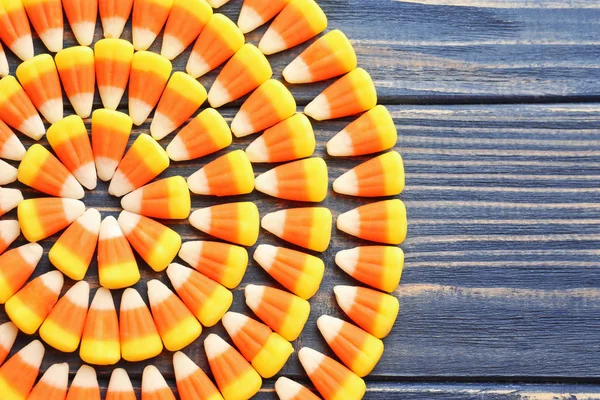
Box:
[0, 220, 20, 255]
[298, 347, 366, 400]
[0, 322, 17, 365]
[118, 211, 181, 272]
[49, 209, 100, 280]
[66, 365, 100, 400]
[129, 51, 172, 126]
[91, 109, 132, 181]
[0, 160, 17, 184]
[132, 0, 174, 51]
[261, 207, 332, 252]
[186, 13, 244, 78]
[106, 368, 136, 400]
[245, 114, 315, 163]
[327, 105, 397, 156]
[222, 312, 293, 378]
[274, 377, 320, 400]
[205, 334, 262, 400]
[18, 144, 84, 199]
[208, 44, 272, 108]
[63, 0, 98, 45]
[119, 288, 163, 362]
[254, 245, 324, 299]
[0, 0, 33, 61]
[39, 281, 89, 353]
[55, 46, 95, 118]
[283, 30, 357, 84]
[179, 241, 248, 289]
[166, 108, 232, 161]
[304, 68, 377, 121]
[18, 198, 85, 242]
[0, 76, 45, 140]
[258, 0, 326, 55]
[0, 243, 43, 303]
[231, 80, 296, 138]
[189, 202, 259, 246]
[27, 362, 68, 400]
[318, 315, 383, 377]
[0, 43, 6, 76]
[336, 246, 403, 292]
[337, 199, 407, 245]
[80, 288, 121, 365]
[142, 365, 176, 400]
[173, 351, 224, 400]
[121, 176, 191, 219]
[147, 279, 202, 351]
[206, 0, 229, 7]
[334, 285, 399, 339]
[15, 54, 63, 123]
[167, 263, 232, 327]
[333, 151, 404, 197]
[94, 38, 134, 110]
[0, 187, 22, 217]
[187, 150, 254, 196]
[98, 216, 140, 289]
[255, 157, 328, 202]
[245, 284, 310, 341]
[47, 115, 97, 190]
[22, 0, 63, 52]
[108, 134, 169, 197]
[151, 71, 207, 140]
[99, 0, 133, 38]
[162, 0, 213, 60]
[0, 120, 25, 160]
[237, 0, 289, 33]
[5, 270, 63, 334]
[0, 340, 45, 400]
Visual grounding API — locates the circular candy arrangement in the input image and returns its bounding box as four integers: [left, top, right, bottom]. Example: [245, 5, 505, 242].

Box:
[0, 0, 406, 398]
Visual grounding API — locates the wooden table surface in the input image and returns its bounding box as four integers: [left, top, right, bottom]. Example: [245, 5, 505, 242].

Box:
[2, 0, 600, 398]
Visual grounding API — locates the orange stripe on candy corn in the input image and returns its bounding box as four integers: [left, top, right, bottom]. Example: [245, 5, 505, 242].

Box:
[186, 13, 244, 79]
[22, 0, 63, 52]
[161, 0, 212, 60]
[39, 281, 90, 353]
[132, 0, 174, 51]
[174, 351, 223, 400]
[261, 207, 332, 252]
[337, 199, 407, 245]
[258, 0, 326, 55]
[0, 243, 43, 304]
[99, 0, 134, 38]
[120, 176, 191, 220]
[189, 202, 260, 247]
[63, 0, 98, 46]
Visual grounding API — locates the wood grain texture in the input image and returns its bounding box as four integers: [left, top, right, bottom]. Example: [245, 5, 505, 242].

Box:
[1, 0, 600, 398]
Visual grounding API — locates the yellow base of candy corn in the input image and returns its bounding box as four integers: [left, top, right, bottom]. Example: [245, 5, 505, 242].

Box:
[331, 373, 367, 400]
[351, 335, 385, 377]
[220, 369, 262, 400]
[162, 317, 202, 351]
[49, 242, 89, 280]
[0, 276, 14, 304]
[146, 230, 181, 272]
[5, 296, 43, 335]
[293, 258, 325, 300]
[0, 377, 25, 400]
[252, 333, 294, 378]
[99, 262, 140, 289]
[122, 335, 163, 362]
[279, 298, 311, 341]
[39, 319, 81, 353]
[80, 339, 121, 365]
[372, 296, 400, 339]
[222, 247, 249, 289]
[17, 200, 45, 243]
[196, 286, 233, 327]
